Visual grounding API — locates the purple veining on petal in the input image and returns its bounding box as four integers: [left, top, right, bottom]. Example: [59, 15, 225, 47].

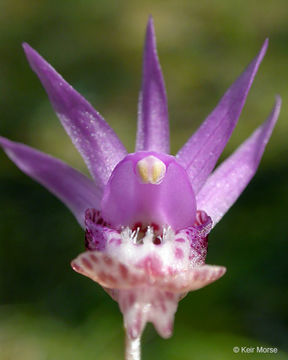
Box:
[101, 152, 196, 231]
[23, 43, 127, 188]
[0, 136, 101, 227]
[176, 39, 268, 194]
[196, 97, 281, 227]
[136, 16, 169, 154]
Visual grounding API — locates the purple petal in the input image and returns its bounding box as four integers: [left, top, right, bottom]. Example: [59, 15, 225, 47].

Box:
[196, 97, 281, 227]
[22, 43, 127, 187]
[101, 152, 196, 231]
[135, 17, 169, 154]
[0, 136, 102, 227]
[176, 39, 268, 194]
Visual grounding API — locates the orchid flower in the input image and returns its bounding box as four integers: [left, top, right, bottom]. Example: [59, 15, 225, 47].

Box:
[0, 17, 280, 360]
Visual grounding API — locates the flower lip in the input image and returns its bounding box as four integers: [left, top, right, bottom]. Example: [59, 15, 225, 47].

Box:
[101, 151, 197, 231]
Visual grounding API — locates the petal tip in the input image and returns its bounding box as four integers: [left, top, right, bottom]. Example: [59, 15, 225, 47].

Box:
[147, 15, 154, 28]
[275, 94, 282, 107]
[265, 96, 281, 130]
[22, 42, 37, 60]
[220, 266, 227, 277]
[273, 95, 282, 120]
[22, 42, 45, 73]
[70, 260, 79, 272]
[258, 38, 269, 61]
[145, 15, 156, 47]
[23, 43, 55, 80]
[0, 136, 10, 148]
[22, 42, 29, 50]
[265, 96, 281, 128]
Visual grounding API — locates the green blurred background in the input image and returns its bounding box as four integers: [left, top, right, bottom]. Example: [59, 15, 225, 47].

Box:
[0, 0, 287, 359]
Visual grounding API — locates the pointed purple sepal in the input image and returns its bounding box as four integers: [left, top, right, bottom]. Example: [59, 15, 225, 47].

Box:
[196, 97, 281, 226]
[176, 39, 269, 193]
[23, 43, 127, 188]
[0, 136, 101, 227]
[135, 17, 170, 154]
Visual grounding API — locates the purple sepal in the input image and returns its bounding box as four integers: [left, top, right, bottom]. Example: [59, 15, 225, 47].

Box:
[0, 136, 101, 227]
[23, 43, 127, 188]
[136, 17, 169, 154]
[196, 97, 281, 226]
[176, 39, 268, 193]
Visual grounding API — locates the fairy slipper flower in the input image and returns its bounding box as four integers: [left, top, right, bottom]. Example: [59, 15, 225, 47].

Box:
[0, 17, 281, 360]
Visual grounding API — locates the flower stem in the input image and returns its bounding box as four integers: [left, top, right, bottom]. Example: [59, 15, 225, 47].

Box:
[125, 332, 141, 360]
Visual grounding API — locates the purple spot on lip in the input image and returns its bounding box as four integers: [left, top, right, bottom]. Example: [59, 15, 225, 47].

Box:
[82, 257, 93, 270]
[119, 264, 129, 279]
[175, 237, 185, 243]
